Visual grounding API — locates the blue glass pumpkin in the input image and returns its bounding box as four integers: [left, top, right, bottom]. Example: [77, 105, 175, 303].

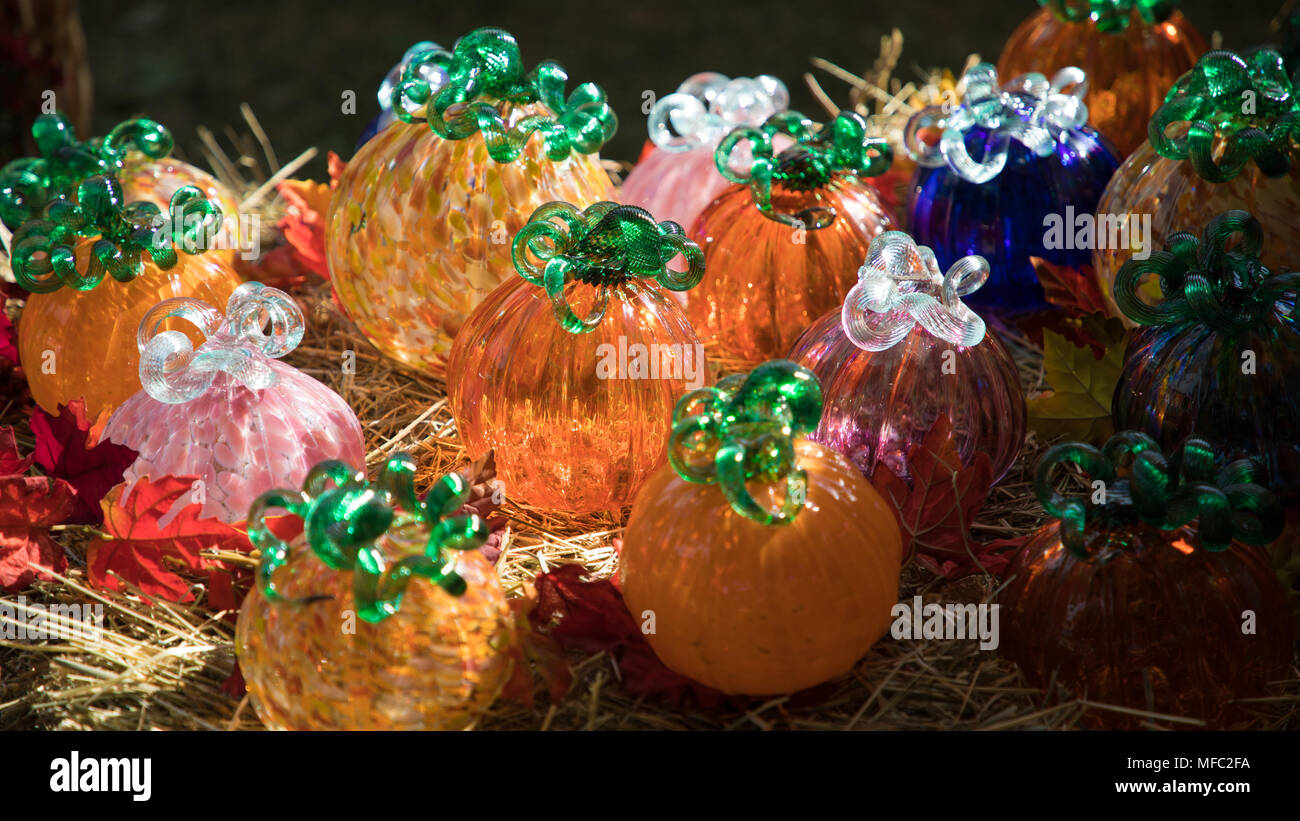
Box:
[905, 64, 1120, 314]
[1111, 210, 1300, 503]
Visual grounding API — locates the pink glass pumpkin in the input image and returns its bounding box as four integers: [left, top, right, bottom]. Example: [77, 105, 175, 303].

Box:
[788, 231, 1025, 483]
[101, 282, 365, 524]
[621, 72, 789, 233]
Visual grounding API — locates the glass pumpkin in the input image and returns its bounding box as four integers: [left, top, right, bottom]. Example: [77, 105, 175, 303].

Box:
[996, 2, 1206, 157]
[325, 28, 617, 377]
[1110, 210, 1300, 503]
[4, 112, 242, 418]
[448, 201, 708, 515]
[1092, 49, 1300, 319]
[621, 72, 788, 233]
[100, 283, 365, 524]
[687, 110, 895, 366]
[236, 456, 516, 731]
[788, 232, 1024, 483]
[1000, 432, 1293, 729]
[906, 63, 1120, 314]
[619, 361, 904, 696]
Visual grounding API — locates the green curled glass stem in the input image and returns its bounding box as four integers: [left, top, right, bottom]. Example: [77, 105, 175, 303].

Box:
[245, 454, 487, 623]
[1041, 0, 1179, 32]
[512, 200, 704, 334]
[1033, 431, 1283, 558]
[1114, 210, 1300, 334]
[390, 27, 616, 163]
[715, 110, 892, 228]
[1, 111, 223, 294]
[1149, 49, 1299, 183]
[667, 360, 823, 525]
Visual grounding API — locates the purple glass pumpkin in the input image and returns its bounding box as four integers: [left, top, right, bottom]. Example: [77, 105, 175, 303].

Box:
[788, 231, 1025, 483]
[905, 63, 1120, 313]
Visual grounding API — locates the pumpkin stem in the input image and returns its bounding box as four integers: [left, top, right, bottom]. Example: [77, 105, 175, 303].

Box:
[511, 201, 705, 334]
[1040, 1, 1181, 32]
[246, 454, 487, 622]
[388, 27, 617, 164]
[1034, 431, 1282, 558]
[1113, 209, 1300, 333]
[715, 110, 892, 228]
[668, 360, 822, 525]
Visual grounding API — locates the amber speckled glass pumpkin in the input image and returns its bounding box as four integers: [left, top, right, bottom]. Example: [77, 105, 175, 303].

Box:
[1000, 433, 1294, 729]
[687, 110, 895, 367]
[997, 2, 1206, 157]
[5, 112, 241, 418]
[619, 362, 904, 696]
[236, 456, 517, 731]
[324, 29, 616, 377]
[1092, 48, 1300, 318]
[448, 202, 708, 515]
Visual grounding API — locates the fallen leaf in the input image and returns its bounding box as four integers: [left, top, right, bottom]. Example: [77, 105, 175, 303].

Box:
[0, 309, 18, 366]
[498, 579, 573, 708]
[870, 415, 997, 578]
[1029, 257, 1111, 318]
[0, 427, 34, 475]
[0, 475, 76, 591]
[29, 399, 138, 525]
[456, 449, 508, 563]
[1027, 328, 1125, 444]
[87, 475, 252, 603]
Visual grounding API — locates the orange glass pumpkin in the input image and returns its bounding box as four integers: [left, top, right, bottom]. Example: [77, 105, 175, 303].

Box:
[1000, 432, 1294, 729]
[687, 111, 895, 367]
[1091, 48, 1300, 319]
[619, 361, 904, 695]
[236, 456, 517, 731]
[324, 29, 616, 377]
[997, 3, 1206, 157]
[448, 202, 708, 515]
[6, 113, 242, 418]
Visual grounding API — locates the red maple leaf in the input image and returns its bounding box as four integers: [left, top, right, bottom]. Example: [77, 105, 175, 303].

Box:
[86, 475, 253, 603]
[870, 415, 997, 578]
[29, 399, 138, 525]
[0, 308, 18, 366]
[531, 564, 730, 708]
[0, 427, 34, 475]
[0, 475, 75, 591]
[1029, 257, 1110, 318]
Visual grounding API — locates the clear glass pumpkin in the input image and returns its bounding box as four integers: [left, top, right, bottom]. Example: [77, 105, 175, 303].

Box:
[325, 104, 616, 377]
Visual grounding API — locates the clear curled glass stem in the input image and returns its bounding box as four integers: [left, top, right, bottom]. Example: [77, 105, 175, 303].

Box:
[841, 231, 990, 351]
[904, 63, 1089, 184]
[137, 281, 306, 403]
[649, 72, 788, 152]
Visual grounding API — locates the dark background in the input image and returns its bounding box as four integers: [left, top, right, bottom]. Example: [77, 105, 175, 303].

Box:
[12, 0, 1300, 172]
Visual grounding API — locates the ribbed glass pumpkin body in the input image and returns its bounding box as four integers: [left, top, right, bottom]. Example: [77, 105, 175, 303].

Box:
[1000, 521, 1294, 729]
[236, 543, 514, 730]
[18, 251, 241, 418]
[788, 309, 1025, 483]
[1112, 302, 1300, 503]
[325, 103, 616, 376]
[1092, 142, 1300, 318]
[619, 439, 903, 695]
[101, 361, 366, 524]
[448, 277, 707, 515]
[687, 175, 894, 366]
[909, 124, 1120, 314]
[621, 145, 730, 239]
[996, 9, 1206, 157]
